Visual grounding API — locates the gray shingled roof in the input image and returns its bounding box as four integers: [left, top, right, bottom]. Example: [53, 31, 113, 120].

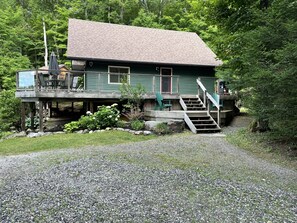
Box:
[67, 19, 222, 66]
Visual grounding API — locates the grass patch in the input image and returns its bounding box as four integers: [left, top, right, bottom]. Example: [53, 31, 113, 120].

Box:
[227, 129, 297, 170]
[0, 131, 156, 156]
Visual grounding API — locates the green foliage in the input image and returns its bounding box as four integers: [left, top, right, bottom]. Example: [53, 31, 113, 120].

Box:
[94, 104, 120, 129]
[211, 0, 297, 138]
[0, 90, 21, 131]
[119, 83, 145, 122]
[116, 120, 127, 128]
[64, 121, 80, 133]
[78, 115, 98, 131]
[131, 120, 145, 131]
[155, 123, 171, 135]
[64, 104, 120, 132]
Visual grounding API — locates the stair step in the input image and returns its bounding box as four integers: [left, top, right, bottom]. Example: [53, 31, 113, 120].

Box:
[191, 120, 211, 123]
[195, 124, 218, 128]
[187, 108, 205, 111]
[190, 117, 212, 120]
[196, 128, 221, 133]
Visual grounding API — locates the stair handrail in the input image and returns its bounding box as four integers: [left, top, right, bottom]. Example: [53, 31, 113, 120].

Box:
[197, 78, 207, 103]
[179, 96, 187, 111]
[196, 78, 221, 127]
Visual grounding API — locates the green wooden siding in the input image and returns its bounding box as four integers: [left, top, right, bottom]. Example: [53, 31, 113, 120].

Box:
[85, 61, 216, 94]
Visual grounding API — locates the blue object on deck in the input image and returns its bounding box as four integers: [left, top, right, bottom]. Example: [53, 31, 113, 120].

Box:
[155, 92, 172, 110]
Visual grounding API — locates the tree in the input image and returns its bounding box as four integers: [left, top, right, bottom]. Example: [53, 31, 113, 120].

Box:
[211, 0, 297, 138]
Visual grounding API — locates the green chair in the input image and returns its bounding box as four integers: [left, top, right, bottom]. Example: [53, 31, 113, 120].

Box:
[155, 92, 172, 110]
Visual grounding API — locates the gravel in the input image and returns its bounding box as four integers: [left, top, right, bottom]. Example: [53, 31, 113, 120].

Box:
[0, 133, 296, 222]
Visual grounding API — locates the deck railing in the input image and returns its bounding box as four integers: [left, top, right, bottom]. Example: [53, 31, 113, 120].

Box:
[16, 69, 180, 94]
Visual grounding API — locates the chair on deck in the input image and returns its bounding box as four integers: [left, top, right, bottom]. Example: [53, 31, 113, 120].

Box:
[38, 73, 48, 88]
[155, 92, 172, 111]
[60, 73, 72, 89]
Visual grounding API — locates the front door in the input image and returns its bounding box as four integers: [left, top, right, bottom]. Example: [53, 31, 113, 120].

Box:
[160, 67, 172, 93]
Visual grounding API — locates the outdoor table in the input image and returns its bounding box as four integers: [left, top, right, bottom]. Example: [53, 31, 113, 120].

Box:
[45, 79, 66, 89]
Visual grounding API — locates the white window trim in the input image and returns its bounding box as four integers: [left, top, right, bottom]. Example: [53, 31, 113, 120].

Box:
[108, 65, 130, 85]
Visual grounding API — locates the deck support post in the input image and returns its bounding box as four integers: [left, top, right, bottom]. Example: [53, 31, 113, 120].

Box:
[30, 102, 36, 129]
[39, 101, 44, 132]
[48, 102, 52, 118]
[21, 102, 26, 131]
[90, 101, 94, 113]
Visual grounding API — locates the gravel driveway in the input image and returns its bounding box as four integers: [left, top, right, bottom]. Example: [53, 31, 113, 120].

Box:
[0, 133, 296, 222]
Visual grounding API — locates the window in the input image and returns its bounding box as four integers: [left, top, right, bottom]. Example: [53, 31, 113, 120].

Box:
[108, 66, 130, 84]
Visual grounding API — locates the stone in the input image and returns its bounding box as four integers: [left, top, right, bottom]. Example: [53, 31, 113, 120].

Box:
[124, 129, 130, 132]
[89, 130, 93, 134]
[167, 120, 185, 133]
[4, 131, 26, 139]
[105, 127, 111, 131]
[134, 131, 143, 135]
[129, 130, 136, 134]
[145, 121, 164, 131]
[83, 129, 89, 134]
[27, 132, 44, 138]
[116, 128, 125, 131]
[143, 131, 152, 135]
[54, 131, 65, 134]
[77, 130, 84, 134]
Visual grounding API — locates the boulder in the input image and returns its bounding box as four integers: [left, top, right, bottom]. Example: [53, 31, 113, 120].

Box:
[143, 130, 152, 135]
[167, 120, 185, 133]
[144, 121, 164, 131]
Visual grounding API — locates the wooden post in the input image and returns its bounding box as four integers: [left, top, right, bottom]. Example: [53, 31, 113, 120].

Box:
[30, 103, 36, 129]
[90, 101, 94, 113]
[21, 102, 26, 131]
[217, 108, 221, 127]
[39, 101, 44, 132]
[67, 72, 71, 92]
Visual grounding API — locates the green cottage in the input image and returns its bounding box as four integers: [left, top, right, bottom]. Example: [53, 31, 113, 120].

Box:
[67, 19, 221, 96]
[16, 19, 235, 133]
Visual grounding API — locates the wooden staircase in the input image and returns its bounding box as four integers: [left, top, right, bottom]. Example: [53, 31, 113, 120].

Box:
[182, 98, 205, 111]
[180, 95, 221, 133]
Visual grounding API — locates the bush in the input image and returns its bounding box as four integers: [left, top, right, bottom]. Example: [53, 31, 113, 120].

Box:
[116, 120, 127, 128]
[131, 120, 145, 130]
[64, 104, 120, 132]
[155, 123, 171, 135]
[64, 121, 80, 133]
[93, 104, 120, 129]
[0, 90, 21, 131]
[79, 115, 99, 130]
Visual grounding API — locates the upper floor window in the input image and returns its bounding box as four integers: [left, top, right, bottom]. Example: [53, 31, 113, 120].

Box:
[108, 66, 130, 84]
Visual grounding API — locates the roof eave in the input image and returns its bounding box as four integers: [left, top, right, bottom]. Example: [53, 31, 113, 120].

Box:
[67, 56, 222, 67]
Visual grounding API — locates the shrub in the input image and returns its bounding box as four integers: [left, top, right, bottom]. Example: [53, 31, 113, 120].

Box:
[131, 120, 145, 131]
[116, 120, 127, 128]
[0, 90, 21, 131]
[155, 123, 171, 135]
[93, 104, 120, 129]
[64, 121, 80, 133]
[63, 104, 120, 132]
[79, 115, 99, 130]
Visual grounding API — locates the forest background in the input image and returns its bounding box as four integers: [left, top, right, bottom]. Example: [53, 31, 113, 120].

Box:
[0, 0, 296, 140]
